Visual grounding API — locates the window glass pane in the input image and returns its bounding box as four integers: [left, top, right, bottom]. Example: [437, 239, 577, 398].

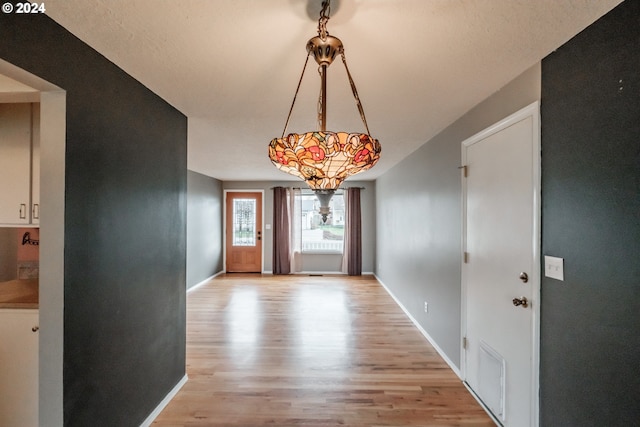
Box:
[298, 192, 344, 253]
[233, 198, 256, 246]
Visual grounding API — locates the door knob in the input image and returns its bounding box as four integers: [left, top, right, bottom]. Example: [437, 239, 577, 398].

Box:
[512, 297, 528, 308]
[519, 272, 529, 283]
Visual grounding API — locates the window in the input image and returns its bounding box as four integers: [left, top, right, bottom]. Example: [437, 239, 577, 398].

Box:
[293, 191, 344, 253]
[232, 198, 256, 246]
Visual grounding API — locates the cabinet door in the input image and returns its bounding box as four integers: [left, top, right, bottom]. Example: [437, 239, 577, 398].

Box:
[31, 104, 40, 225]
[0, 103, 32, 225]
[0, 309, 39, 427]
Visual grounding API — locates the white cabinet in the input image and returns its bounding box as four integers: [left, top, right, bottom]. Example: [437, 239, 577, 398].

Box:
[0, 309, 39, 427]
[31, 105, 40, 225]
[0, 103, 39, 226]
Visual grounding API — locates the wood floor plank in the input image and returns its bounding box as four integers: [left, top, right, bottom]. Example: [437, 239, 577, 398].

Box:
[153, 274, 494, 426]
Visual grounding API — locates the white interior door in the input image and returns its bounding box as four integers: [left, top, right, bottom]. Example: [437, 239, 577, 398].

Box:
[462, 103, 540, 426]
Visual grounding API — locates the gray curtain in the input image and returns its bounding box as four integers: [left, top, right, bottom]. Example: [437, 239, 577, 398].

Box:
[272, 187, 290, 274]
[343, 187, 362, 276]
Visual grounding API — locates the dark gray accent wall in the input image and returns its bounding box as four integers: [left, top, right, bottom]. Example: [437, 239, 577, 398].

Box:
[376, 65, 541, 367]
[1, 11, 187, 427]
[540, 1, 640, 425]
[187, 170, 223, 288]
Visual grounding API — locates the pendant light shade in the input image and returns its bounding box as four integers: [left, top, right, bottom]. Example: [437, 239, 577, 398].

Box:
[269, 131, 380, 191]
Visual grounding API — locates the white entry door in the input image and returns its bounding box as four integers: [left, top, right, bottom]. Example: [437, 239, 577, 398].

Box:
[462, 103, 540, 427]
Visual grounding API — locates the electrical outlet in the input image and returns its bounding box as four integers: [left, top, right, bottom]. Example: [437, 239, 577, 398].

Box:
[424, 301, 428, 313]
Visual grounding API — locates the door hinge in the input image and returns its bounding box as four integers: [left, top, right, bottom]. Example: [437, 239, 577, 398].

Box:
[458, 165, 468, 177]
[464, 252, 469, 263]
[463, 337, 468, 349]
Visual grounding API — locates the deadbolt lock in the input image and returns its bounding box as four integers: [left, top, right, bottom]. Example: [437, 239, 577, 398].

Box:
[512, 297, 528, 308]
[519, 272, 529, 283]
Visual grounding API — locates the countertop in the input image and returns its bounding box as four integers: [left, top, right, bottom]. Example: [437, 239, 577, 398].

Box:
[0, 279, 38, 309]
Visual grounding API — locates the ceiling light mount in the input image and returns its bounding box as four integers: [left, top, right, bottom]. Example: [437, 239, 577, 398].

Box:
[307, 0, 342, 68]
[268, 0, 381, 222]
[306, 35, 342, 68]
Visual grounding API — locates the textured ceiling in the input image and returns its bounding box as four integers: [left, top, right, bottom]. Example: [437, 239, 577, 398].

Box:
[43, 0, 621, 182]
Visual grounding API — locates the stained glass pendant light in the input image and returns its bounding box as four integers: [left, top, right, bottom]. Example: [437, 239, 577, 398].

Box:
[268, 0, 381, 222]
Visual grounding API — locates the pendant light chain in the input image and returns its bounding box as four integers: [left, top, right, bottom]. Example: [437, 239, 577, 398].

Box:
[318, 0, 331, 40]
[341, 52, 371, 136]
[317, 66, 324, 130]
[281, 52, 311, 138]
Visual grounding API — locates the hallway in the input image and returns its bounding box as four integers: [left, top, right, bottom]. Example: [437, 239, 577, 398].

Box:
[154, 274, 493, 426]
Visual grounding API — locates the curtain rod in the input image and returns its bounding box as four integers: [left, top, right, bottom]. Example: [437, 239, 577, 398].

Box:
[270, 186, 365, 190]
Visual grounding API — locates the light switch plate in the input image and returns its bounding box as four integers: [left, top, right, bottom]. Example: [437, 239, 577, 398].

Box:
[544, 256, 564, 281]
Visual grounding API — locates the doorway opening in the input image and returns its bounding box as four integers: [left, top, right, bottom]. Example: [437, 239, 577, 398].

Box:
[0, 58, 66, 425]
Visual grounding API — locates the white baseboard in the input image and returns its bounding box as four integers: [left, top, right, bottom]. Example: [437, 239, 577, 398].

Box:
[300, 270, 346, 275]
[374, 275, 462, 378]
[187, 271, 223, 293]
[139, 374, 188, 427]
[463, 381, 502, 426]
[262, 271, 375, 276]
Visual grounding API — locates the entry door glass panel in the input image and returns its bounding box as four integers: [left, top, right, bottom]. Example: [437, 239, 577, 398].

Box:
[233, 199, 256, 246]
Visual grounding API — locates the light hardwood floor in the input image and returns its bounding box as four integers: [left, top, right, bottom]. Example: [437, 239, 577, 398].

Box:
[153, 274, 494, 426]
